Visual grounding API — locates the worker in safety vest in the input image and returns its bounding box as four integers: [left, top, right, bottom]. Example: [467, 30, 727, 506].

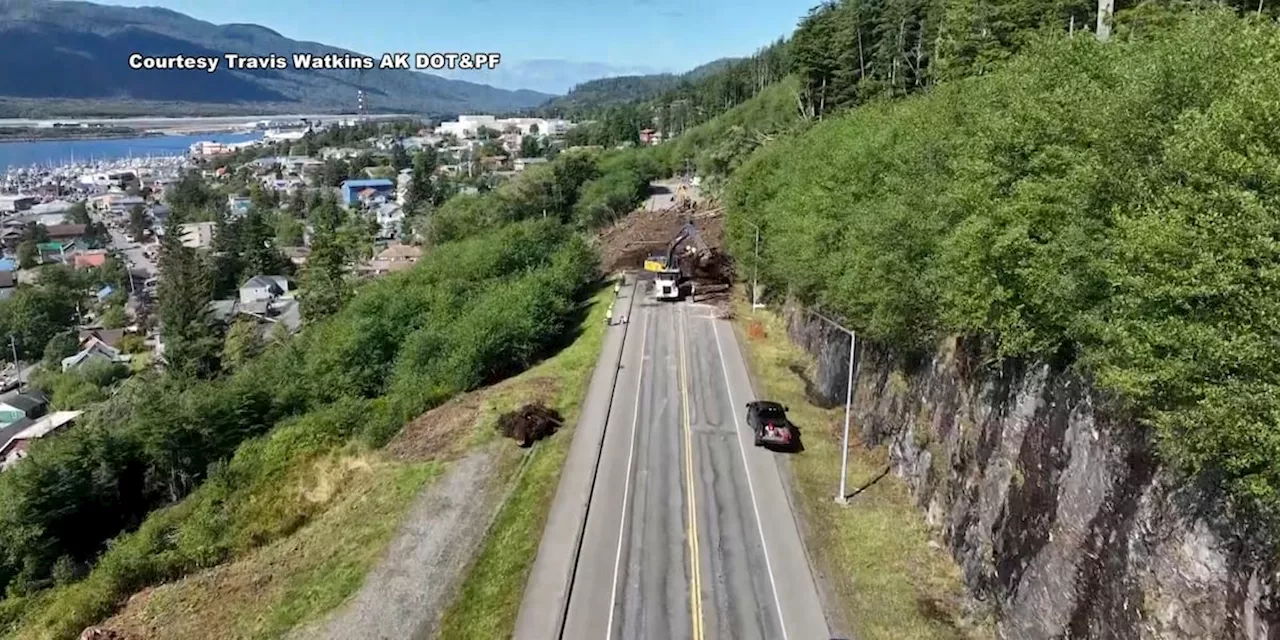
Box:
[605, 305, 614, 326]
[614, 279, 622, 296]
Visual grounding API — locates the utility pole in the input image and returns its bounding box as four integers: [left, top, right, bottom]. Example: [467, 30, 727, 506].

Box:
[10, 335, 19, 388]
[744, 220, 762, 310]
[810, 309, 857, 504]
[1096, 0, 1113, 42]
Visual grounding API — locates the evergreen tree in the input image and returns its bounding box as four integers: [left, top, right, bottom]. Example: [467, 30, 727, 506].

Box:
[237, 208, 290, 281]
[157, 216, 218, 378]
[390, 143, 411, 172]
[298, 194, 349, 322]
[128, 204, 150, 242]
[405, 148, 438, 213]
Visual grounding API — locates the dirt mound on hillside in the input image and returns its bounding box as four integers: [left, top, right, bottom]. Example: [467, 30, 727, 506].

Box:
[496, 403, 564, 447]
[599, 207, 726, 275]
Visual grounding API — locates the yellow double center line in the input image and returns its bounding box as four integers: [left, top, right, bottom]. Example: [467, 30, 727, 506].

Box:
[678, 306, 705, 640]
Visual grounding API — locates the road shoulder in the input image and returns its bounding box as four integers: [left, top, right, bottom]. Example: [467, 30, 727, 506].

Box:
[512, 277, 639, 640]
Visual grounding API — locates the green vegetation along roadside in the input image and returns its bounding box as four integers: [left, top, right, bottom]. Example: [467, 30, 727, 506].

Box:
[437, 285, 613, 640]
[84, 284, 617, 639]
[101, 457, 438, 640]
[726, 12, 1280, 522]
[0, 219, 598, 639]
[732, 297, 992, 640]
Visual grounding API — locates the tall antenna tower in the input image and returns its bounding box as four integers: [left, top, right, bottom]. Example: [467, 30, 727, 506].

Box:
[356, 68, 369, 119]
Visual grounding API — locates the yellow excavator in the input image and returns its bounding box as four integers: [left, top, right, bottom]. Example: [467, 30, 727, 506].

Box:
[645, 223, 706, 301]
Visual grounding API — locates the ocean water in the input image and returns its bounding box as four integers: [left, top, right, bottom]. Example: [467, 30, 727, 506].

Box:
[0, 132, 265, 173]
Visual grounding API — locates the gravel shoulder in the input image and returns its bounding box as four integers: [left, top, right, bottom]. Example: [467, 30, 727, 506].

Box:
[288, 447, 508, 640]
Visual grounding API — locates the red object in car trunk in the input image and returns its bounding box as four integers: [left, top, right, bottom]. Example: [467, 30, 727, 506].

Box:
[765, 422, 791, 443]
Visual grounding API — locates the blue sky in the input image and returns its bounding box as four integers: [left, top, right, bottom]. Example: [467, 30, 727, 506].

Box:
[101, 0, 816, 73]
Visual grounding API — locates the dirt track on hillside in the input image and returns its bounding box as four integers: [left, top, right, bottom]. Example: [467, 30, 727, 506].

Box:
[287, 448, 506, 640]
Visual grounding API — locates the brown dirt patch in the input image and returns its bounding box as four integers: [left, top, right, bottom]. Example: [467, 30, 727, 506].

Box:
[386, 376, 562, 462]
[598, 206, 727, 275]
[495, 402, 564, 447]
[386, 394, 486, 462]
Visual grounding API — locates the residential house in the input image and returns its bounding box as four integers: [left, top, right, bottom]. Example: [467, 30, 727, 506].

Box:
[0, 227, 23, 250]
[79, 327, 126, 349]
[357, 187, 389, 207]
[341, 179, 395, 206]
[0, 195, 35, 213]
[88, 190, 128, 212]
[282, 246, 311, 266]
[239, 275, 291, 304]
[28, 199, 75, 219]
[0, 411, 83, 470]
[361, 243, 422, 276]
[179, 222, 216, 250]
[238, 297, 303, 339]
[480, 155, 508, 169]
[321, 147, 363, 160]
[0, 390, 48, 428]
[74, 249, 108, 270]
[373, 203, 404, 239]
[108, 195, 147, 216]
[37, 241, 73, 264]
[514, 157, 548, 172]
[45, 224, 86, 244]
[61, 338, 128, 372]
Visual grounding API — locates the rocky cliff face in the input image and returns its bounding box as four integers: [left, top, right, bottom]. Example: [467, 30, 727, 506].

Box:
[782, 301, 1280, 640]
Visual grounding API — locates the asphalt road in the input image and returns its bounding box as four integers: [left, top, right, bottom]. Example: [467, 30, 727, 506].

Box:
[559, 288, 830, 640]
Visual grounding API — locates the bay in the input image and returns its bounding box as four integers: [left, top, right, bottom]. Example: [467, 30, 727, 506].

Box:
[0, 132, 266, 173]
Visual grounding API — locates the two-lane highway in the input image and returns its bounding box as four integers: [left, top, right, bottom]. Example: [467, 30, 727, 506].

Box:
[559, 287, 830, 640]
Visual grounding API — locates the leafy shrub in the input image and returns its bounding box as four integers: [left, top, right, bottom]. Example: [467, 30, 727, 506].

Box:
[727, 13, 1280, 512]
[0, 218, 597, 631]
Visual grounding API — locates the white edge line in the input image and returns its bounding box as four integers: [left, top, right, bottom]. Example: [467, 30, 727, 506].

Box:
[605, 302, 649, 639]
[710, 317, 789, 640]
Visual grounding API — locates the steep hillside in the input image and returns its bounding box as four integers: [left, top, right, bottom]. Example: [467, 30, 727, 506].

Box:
[534, 57, 742, 117]
[0, 0, 551, 115]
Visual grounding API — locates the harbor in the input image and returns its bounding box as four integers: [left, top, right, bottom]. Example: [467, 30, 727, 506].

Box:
[0, 131, 266, 176]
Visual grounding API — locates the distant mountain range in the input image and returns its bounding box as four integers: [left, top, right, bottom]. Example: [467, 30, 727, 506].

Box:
[0, 0, 553, 117]
[433, 60, 675, 96]
[535, 58, 743, 117]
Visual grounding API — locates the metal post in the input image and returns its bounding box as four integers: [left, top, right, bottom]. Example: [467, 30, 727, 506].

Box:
[810, 308, 858, 505]
[753, 226, 759, 309]
[836, 330, 856, 504]
[745, 220, 762, 310]
[10, 335, 19, 388]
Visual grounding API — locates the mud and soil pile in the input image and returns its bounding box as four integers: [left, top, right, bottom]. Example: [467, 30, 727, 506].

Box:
[496, 403, 564, 447]
[598, 207, 727, 276]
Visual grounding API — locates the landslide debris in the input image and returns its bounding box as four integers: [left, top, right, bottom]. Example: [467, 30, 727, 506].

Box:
[496, 403, 564, 447]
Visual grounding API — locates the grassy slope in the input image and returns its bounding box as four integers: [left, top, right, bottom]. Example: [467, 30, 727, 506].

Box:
[437, 285, 612, 639]
[731, 296, 993, 640]
[100, 457, 438, 640]
[15, 287, 614, 640]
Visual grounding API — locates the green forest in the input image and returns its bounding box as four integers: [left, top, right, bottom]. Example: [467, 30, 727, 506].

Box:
[724, 9, 1280, 518]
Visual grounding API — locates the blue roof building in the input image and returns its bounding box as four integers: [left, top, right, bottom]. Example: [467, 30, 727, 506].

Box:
[340, 179, 395, 206]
